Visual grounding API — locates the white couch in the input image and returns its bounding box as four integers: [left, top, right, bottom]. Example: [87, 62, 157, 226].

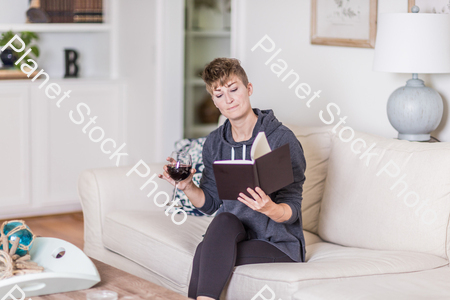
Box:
[78, 123, 450, 300]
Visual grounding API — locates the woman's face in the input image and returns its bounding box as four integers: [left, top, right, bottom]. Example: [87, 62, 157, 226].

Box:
[211, 76, 253, 121]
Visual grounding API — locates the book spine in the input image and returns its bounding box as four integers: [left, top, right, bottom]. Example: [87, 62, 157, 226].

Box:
[57, 0, 62, 23]
[74, 0, 82, 23]
[40, 0, 47, 11]
[69, 0, 74, 23]
[48, 0, 53, 23]
[97, 0, 103, 22]
[98, 0, 103, 23]
[57, 0, 61, 22]
[44, 0, 75, 23]
[52, 0, 57, 23]
[55, 0, 60, 22]
[60, 0, 74, 23]
[63, 0, 68, 23]
[44, 0, 51, 22]
[73, 0, 78, 21]
[64, 0, 68, 23]
[59, 0, 63, 22]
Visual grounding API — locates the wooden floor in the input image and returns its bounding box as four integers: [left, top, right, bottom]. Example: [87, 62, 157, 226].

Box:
[0, 212, 84, 250]
[33, 258, 190, 300]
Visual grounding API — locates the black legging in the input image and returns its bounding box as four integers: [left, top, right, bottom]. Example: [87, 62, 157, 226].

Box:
[188, 212, 295, 299]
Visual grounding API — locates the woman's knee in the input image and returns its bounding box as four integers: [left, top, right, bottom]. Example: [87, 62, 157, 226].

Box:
[211, 212, 242, 227]
[209, 212, 243, 230]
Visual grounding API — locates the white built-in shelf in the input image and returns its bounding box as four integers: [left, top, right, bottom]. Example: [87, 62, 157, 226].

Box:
[184, 0, 231, 138]
[0, 23, 110, 33]
[186, 30, 230, 38]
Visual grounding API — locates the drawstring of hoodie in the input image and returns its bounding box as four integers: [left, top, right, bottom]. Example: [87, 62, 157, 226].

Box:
[231, 144, 246, 161]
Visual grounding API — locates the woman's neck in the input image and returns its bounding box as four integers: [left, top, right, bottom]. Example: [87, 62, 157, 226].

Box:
[230, 110, 258, 142]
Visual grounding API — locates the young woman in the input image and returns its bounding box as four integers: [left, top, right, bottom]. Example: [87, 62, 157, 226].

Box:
[158, 58, 307, 300]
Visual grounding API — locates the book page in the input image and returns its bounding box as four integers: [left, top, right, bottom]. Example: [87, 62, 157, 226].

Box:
[251, 131, 271, 160]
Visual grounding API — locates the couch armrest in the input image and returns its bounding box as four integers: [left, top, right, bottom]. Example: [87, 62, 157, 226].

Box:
[78, 162, 173, 254]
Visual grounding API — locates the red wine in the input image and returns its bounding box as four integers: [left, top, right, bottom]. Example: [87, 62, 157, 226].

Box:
[167, 164, 192, 182]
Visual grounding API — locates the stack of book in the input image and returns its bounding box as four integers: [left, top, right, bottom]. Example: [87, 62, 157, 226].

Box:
[38, 0, 103, 23]
[40, 0, 74, 23]
[74, 0, 103, 23]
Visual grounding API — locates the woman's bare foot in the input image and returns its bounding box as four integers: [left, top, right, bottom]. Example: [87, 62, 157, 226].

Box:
[197, 296, 215, 300]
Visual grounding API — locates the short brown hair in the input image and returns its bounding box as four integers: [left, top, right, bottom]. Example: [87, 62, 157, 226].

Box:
[201, 58, 249, 95]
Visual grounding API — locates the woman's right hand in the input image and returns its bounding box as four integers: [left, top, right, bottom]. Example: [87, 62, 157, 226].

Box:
[157, 156, 196, 191]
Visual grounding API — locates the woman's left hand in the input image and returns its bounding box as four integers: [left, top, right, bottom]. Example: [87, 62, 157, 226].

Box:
[237, 187, 276, 216]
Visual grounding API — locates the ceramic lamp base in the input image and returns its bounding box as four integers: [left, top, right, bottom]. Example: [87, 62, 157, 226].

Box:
[387, 75, 443, 142]
[398, 133, 430, 141]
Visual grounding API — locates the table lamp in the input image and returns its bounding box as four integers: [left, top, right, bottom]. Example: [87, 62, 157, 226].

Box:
[373, 6, 450, 141]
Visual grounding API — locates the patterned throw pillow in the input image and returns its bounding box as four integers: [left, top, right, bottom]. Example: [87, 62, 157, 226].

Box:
[169, 137, 217, 217]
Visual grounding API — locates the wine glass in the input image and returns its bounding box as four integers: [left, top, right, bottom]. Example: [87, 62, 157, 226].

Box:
[165, 151, 192, 208]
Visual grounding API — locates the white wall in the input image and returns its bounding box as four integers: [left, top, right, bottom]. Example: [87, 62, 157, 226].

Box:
[232, 0, 450, 142]
[154, 0, 185, 160]
[116, 0, 184, 164]
[0, 0, 28, 23]
[116, 1, 157, 164]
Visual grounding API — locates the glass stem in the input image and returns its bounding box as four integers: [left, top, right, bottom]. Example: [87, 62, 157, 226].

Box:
[172, 182, 178, 204]
[165, 182, 179, 216]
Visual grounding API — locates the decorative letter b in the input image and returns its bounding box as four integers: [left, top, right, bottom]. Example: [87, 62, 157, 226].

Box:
[64, 49, 79, 78]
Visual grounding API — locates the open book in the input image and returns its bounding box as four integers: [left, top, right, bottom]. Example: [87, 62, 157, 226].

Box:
[213, 132, 294, 200]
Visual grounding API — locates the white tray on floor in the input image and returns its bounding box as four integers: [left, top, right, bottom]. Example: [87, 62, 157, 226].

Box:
[0, 237, 101, 299]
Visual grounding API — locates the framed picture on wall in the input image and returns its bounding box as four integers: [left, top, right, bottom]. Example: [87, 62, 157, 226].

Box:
[310, 0, 378, 48]
[408, 0, 450, 13]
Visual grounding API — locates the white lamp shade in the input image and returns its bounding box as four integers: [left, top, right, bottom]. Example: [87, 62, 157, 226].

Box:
[373, 13, 450, 73]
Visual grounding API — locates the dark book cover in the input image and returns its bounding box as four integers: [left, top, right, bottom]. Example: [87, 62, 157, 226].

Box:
[213, 143, 294, 200]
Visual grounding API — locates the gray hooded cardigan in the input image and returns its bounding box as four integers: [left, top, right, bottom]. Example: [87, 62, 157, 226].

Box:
[197, 108, 307, 263]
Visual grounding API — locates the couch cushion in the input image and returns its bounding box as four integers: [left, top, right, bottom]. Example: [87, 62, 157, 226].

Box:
[318, 125, 450, 260]
[223, 242, 447, 300]
[102, 211, 325, 287]
[284, 124, 334, 235]
[293, 265, 450, 300]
